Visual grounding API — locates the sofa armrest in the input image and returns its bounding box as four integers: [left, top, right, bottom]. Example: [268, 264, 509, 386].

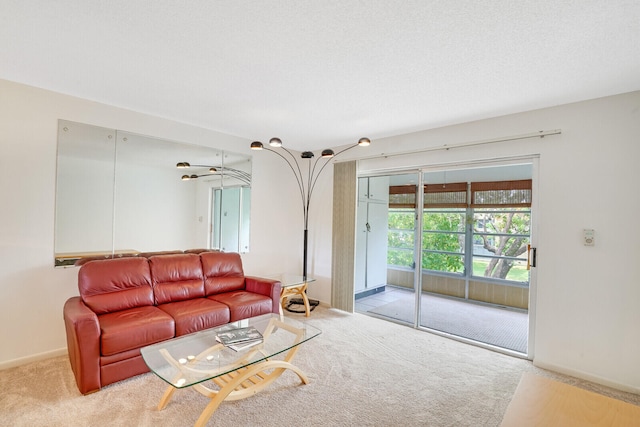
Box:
[63, 297, 102, 394]
[245, 276, 282, 314]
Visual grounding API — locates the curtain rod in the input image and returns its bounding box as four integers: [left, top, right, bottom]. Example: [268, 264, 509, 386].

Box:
[354, 129, 561, 162]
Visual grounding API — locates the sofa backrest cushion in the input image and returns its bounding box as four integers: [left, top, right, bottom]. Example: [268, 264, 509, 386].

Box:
[149, 253, 205, 305]
[78, 257, 154, 314]
[201, 252, 246, 295]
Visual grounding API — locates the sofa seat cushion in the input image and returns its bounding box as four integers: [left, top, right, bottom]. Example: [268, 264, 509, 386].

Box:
[159, 298, 230, 336]
[209, 291, 273, 322]
[99, 306, 175, 356]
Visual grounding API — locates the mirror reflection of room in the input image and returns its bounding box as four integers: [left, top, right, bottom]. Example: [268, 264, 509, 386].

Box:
[54, 120, 251, 266]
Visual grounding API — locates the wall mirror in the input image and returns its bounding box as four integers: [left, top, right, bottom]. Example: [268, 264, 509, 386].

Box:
[54, 120, 251, 266]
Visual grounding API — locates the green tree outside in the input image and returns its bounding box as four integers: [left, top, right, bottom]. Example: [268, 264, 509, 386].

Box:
[422, 211, 465, 272]
[473, 209, 530, 280]
[388, 209, 465, 273]
[388, 208, 530, 282]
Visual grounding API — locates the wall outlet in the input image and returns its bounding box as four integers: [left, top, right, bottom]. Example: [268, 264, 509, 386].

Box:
[583, 229, 595, 246]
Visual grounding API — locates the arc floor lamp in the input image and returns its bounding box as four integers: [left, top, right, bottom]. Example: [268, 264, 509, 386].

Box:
[250, 137, 370, 309]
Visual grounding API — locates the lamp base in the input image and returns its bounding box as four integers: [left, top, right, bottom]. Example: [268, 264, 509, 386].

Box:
[284, 297, 320, 314]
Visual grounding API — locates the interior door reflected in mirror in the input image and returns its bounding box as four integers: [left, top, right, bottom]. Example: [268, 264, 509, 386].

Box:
[54, 120, 252, 266]
[211, 186, 251, 252]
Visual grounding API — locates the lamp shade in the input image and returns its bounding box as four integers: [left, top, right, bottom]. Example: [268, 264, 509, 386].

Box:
[358, 137, 371, 146]
[269, 137, 282, 147]
[176, 162, 190, 168]
[301, 151, 314, 159]
[321, 149, 335, 158]
[250, 141, 263, 150]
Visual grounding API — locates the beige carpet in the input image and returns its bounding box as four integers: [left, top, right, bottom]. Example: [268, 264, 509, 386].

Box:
[1, 307, 638, 426]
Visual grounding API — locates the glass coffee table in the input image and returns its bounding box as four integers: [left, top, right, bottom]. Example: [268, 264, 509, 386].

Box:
[141, 313, 321, 427]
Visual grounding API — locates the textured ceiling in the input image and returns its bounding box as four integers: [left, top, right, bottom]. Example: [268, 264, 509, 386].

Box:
[1, 1, 639, 151]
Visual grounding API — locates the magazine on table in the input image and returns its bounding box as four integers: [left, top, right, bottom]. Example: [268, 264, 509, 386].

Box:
[224, 339, 263, 352]
[216, 326, 263, 347]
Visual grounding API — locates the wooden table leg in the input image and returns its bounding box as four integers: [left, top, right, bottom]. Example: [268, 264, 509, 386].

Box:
[299, 285, 310, 317]
[280, 283, 310, 317]
[158, 385, 177, 410]
[192, 359, 309, 427]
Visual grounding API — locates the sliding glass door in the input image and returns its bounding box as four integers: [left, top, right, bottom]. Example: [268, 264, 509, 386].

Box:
[355, 163, 533, 356]
[418, 169, 531, 353]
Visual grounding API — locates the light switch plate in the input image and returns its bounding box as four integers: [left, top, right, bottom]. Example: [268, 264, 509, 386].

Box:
[583, 229, 595, 246]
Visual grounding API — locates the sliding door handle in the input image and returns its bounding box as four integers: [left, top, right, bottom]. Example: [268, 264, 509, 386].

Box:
[527, 244, 537, 269]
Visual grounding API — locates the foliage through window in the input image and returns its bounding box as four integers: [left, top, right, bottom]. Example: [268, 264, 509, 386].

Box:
[422, 210, 465, 273]
[387, 210, 415, 268]
[473, 208, 530, 282]
[387, 179, 531, 285]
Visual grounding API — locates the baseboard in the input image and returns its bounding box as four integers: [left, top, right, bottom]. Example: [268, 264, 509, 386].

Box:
[0, 348, 67, 371]
[355, 285, 386, 300]
[533, 359, 640, 395]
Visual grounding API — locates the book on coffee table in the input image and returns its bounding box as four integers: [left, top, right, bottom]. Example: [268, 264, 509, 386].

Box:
[225, 339, 263, 352]
[216, 326, 263, 346]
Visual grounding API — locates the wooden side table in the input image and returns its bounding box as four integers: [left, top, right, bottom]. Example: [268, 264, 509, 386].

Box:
[276, 275, 316, 317]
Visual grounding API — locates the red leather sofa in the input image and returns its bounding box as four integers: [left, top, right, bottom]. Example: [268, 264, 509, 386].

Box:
[63, 251, 281, 394]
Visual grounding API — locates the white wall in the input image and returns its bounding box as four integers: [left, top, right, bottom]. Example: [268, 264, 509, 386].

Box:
[334, 90, 640, 393]
[0, 79, 301, 366]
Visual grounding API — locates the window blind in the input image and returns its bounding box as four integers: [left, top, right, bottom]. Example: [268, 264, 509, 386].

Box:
[424, 182, 468, 208]
[389, 185, 417, 208]
[471, 179, 532, 208]
[389, 179, 532, 208]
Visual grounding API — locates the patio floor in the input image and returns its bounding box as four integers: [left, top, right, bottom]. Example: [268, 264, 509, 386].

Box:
[356, 285, 528, 354]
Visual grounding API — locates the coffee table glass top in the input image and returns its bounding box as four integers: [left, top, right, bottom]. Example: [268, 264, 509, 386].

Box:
[140, 313, 321, 389]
